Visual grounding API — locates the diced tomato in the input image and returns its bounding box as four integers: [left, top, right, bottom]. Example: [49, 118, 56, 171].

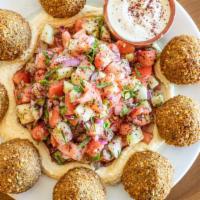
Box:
[13, 70, 30, 85]
[142, 132, 153, 144]
[137, 50, 156, 67]
[36, 53, 46, 69]
[85, 140, 105, 157]
[51, 135, 59, 148]
[133, 65, 152, 83]
[68, 118, 79, 126]
[48, 81, 64, 99]
[116, 40, 135, 54]
[95, 51, 112, 70]
[14, 87, 31, 105]
[58, 142, 82, 161]
[131, 107, 151, 118]
[119, 123, 132, 136]
[62, 31, 71, 48]
[49, 106, 61, 128]
[31, 123, 49, 142]
[65, 93, 75, 115]
[74, 19, 86, 32]
[34, 69, 46, 82]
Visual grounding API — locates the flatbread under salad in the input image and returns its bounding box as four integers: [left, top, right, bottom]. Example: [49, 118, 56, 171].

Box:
[0, 6, 173, 184]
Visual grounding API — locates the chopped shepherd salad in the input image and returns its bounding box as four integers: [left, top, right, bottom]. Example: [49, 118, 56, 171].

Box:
[13, 17, 164, 167]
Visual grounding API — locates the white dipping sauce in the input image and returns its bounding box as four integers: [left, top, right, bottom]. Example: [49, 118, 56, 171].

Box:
[107, 0, 171, 42]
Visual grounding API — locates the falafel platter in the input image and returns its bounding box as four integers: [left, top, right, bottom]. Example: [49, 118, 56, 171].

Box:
[0, 0, 199, 200]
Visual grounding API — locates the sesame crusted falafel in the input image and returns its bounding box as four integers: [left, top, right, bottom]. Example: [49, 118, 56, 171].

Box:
[53, 167, 106, 200]
[156, 95, 200, 146]
[0, 9, 31, 61]
[122, 151, 173, 200]
[40, 0, 86, 18]
[160, 35, 200, 84]
[0, 83, 9, 121]
[0, 139, 41, 194]
[0, 192, 14, 200]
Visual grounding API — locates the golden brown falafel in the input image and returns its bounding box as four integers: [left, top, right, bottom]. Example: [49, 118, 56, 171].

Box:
[53, 167, 106, 200]
[0, 139, 41, 194]
[40, 0, 86, 18]
[160, 35, 200, 84]
[0, 83, 9, 121]
[0, 9, 31, 61]
[122, 151, 173, 200]
[156, 95, 200, 146]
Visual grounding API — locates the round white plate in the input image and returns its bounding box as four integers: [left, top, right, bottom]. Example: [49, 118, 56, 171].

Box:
[0, 1, 200, 199]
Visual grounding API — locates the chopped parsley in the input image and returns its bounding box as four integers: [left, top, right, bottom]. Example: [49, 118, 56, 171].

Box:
[92, 153, 101, 161]
[73, 85, 84, 93]
[103, 120, 110, 130]
[87, 38, 99, 63]
[59, 105, 67, 116]
[79, 65, 95, 71]
[52, 151, 66, 165]
[43, 51, 54, 66]
[39, 79, 49, 86]
[134, 64, 142, 78]
[120, 105, 130, 117]
[122, 87, 136, 100]
[79, 136, 91, 148]
[96, 82, 112, 89]
[45, 68, 58, 80]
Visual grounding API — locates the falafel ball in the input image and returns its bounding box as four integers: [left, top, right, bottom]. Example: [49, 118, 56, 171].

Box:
[122, 151, 173, 200]
[0, 192, 14, 200]
[53, 167, 106, 200]
[160, 35, 200, 84]
[0, 83, 9, 121]
[156, 95, 200, 146]
[40, 0, 86, 18]
[0, 9, 31, 61]
[0, 139, 41, 193]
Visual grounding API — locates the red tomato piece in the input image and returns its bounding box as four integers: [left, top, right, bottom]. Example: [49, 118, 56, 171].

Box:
[137, 50, 156, 67]
[31, 123, 49, 142]
[49, 106, 61, 128]
[116, 40, 135, 54]
[35, 52, 47, 69]
[85, 140, 104, 157]
[48, 81, 64, 99]
[14, 87, 31, 105]
[131, 107, 151, 118]
[58, 142, 82, 161]
[119, 123, 132, 136]
[65, 93, 75, 115]
[34, 69, 46, 82]
[13, 70, 30, 85]
[142, 132, 153, 144]
[133, 65, 152, 83]
[51, 135, 59, 148]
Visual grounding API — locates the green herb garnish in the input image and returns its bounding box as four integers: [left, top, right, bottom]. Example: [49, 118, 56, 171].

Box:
[79, 136, 91, 148]
[87, 38, 99, 63]
[103, 121, 110, 130]
[96, 82, 112, 89]
[45, 68, 58, 79]
[59, 105, 67, 116]
[52, 151, 66, 165]
[39, 79, 49, 86]
[120, 105, 130, 117]
[92, 153, 101, 161]
[79, 65, 95, 71]
[73, 85, 84, 93]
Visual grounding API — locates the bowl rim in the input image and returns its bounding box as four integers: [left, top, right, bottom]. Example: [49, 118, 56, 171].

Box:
[104, 0, 176, 46]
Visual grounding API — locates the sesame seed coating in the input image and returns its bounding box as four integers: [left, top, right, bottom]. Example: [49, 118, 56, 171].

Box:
[53, 167, 106, 200]
[40, 0, 86, 18]
[122, 151, 173, 200]
[160, 35, 200, 84]
[156, 95, 200, 146]
[0, 83, 8, 121]
[0, 139, 41, 194]
[0, 9, 31, 61]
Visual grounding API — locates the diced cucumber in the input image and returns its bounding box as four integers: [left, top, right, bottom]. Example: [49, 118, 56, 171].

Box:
[127, 127, 144, 145]
[75, 105, 95, 122]
[69, 89, 81, 103]
[137, 85, 148, 100]
[151, 93, 164, 107]
[148, 76, 159, 89]
[140, 100, 152, 112]
[64, 81, 74, 93]
[16, 104, 35, 125]
[108, 137, 122, 158]
[125, 53, 135, 62]
[40, 24, 54, 45]
[57, 67, 73, 80]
